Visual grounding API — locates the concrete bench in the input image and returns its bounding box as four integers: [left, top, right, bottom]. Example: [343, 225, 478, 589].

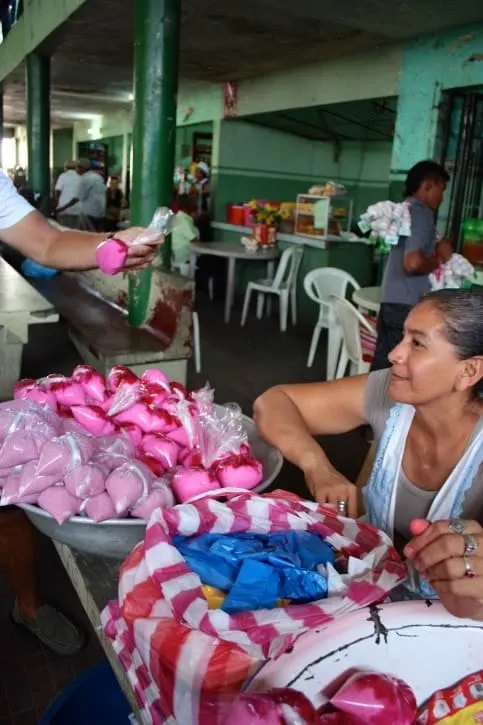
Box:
[0, 257, 59, 399]
[35, 268, 194, 385]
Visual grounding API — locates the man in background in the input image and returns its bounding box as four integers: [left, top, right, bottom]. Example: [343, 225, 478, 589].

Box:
[56, 158, 106, 231]
[371, 160, 453, 370]
[55, 160, 81, 229]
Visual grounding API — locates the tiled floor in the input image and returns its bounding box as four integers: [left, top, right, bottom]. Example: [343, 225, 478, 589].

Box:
[0, 289, 369, 724]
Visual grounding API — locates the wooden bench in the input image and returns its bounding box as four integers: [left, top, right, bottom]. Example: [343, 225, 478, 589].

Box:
[35, 268, 194, 384]
[0, 257, 59, 399]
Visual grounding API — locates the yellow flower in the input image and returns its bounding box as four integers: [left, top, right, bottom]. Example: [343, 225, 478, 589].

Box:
[248, 200, 257, 210]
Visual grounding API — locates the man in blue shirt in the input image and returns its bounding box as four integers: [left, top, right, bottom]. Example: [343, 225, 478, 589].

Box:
[371, 160, 452, 371]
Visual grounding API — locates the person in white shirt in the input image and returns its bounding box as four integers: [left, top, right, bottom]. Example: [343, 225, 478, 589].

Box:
[57, 158, 107, 231]
[54, 160, 81, 229]
[0, 169, 157, 655]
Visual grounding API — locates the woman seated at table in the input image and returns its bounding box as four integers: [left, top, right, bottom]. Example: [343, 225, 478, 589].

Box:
[254, 289, 483, 600]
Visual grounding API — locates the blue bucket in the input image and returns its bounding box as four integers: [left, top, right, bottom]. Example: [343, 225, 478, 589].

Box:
[39, 661, 133, 724]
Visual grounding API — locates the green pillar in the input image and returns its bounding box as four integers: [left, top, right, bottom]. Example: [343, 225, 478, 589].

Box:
[129, 0, 181, 327]
[26, 53, 50, 215]
[0, 85, 3, 170]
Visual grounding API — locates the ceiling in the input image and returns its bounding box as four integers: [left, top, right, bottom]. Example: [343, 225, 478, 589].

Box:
[3, 0, 483, 127]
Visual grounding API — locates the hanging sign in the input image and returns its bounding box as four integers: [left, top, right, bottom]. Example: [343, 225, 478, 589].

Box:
[224, 82, 238, 118]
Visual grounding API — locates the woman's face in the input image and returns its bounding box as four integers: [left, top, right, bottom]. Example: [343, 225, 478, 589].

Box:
[388, 300, 469, 406]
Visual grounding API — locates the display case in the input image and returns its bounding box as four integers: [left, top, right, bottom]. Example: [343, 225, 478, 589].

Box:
[294, 194, 353, 238]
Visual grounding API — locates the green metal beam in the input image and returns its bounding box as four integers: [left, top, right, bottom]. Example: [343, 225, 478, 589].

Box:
[26, 52, 50, 214]
[128, 0, 181, 327]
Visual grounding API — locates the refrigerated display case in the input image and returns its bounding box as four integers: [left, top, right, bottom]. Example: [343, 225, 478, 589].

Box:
[294, 194, 353, 238]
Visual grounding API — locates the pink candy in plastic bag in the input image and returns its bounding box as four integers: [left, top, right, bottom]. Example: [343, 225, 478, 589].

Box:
[0, 471, 39, 505]
[65, 463, 107, 498]
[18, 460, 62, 497]
[141, 434, 179, 469]
[95, 207, 175, 276]
[214, 454, 263, 490]
[37, 487, 82, 524]
[330, 671, 417, 725]
[14, 379, 58, 410]
[36, 433, 95, 477]
[105, 461, 153, 516]
[131, 482, 175, 519]
[83, 491, 116, 522]
[223, 689, 319, 725]
[71, 405, 115, 436]
[50, 380, 86, 408]
[0, 430, 42, 468]
[172, 467, 219, 503]
[93, 435, 135, 471]
[196, 402, 248, 469]
[72, 365, 107, 403]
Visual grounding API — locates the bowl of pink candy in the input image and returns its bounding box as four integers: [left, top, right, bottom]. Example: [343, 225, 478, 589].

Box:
[0, 365, 282, 558]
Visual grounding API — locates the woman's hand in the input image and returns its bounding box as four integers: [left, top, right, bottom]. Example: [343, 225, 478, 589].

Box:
[404, 519, 483, 621]
[304, 463, 358, 518]
[117, 227, 160, 271]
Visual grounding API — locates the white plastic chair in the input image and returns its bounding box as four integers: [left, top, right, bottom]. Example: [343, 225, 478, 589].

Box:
[303, 267, 360, 380]
[240, 246, 304, 331]
[329, 295, 377, 379]
[172, 261, 202, 373]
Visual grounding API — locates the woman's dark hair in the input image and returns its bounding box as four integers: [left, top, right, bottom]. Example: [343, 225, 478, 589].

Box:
[404, 160, 450, 198]
[177, 194, 195, 214]
[425, 289, 483, 399]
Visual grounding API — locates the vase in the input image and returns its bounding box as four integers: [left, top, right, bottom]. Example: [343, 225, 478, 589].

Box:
[253, 223, 277, 246]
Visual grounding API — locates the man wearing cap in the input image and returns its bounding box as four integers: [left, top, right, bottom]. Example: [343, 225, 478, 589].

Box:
[57, 158, 106, 231]
[55, 160, 81, 229]
[0, 168, 157, 655]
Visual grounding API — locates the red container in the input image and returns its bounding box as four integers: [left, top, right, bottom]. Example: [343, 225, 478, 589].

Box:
[226, 204, 245, 226]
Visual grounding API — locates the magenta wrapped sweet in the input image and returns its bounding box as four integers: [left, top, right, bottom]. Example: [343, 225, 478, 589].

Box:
[83, 492, 117, 522]
[330, 671, 417, 725]
[172, 467, 220, 503]
[214, 454, 263, 490]
[131, 483, 174, 519]
[18, 460, 62, 497]
[71, 405, 115, 436]
[36, 432, 95, 477]
[93, 435, 135, 471]
[37, 487, 82, 525]
[65, 463, 107, 498]
[72, 365, 107, 403]
[105, 460, 153, 516]
[141, 434, 179, 469]
[223, 689, 319, 725]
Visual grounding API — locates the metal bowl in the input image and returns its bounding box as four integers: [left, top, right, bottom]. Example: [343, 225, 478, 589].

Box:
[20, 412, 283, 559]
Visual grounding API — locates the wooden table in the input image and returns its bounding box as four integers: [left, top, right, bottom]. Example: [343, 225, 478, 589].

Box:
[0, 257, 58, 399]
[352, 286, 381, 314]
[189, 242, 279, 323]
[54, 543, 143, 722]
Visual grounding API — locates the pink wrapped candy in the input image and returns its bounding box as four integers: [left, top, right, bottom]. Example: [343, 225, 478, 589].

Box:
[65, 463, 107, 498]
[141, 369, 170, 393]
[141, 434, 179, 469]
[72, 365, 107, 403]
[172, 467, 220, 503]
[36, 433, 95, 477]
[179, 448, 202, 469]
[83, 492, 117, 522]
[139, 455, 165, 477]
[166, 425, 191, 448]
[224, 689, 319, 725]
[107, 365, 138, 393]
[0, 472, 39, 505]
[71, 405, 116, 436]
[93, 435, 135, 471]
[214, 454, 263, 490]
[105, 461, 153, 516]
[37, 487, 82, 524]
[331, 671, 417, 725]
[14, 381, 57, 410]
[107, 379, 143, 416]
[50, 380, 86, 408]
[131, 483, 175, 519]
[18, 460, 62, 497]
[0, 430, 42, 468]
[95, 237, 128, 276]
[117, 423, 143, 448]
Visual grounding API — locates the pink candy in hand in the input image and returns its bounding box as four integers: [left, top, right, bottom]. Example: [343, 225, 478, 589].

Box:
[141, 434, 179, 469]
[71, 405, 115, 436]
[105, 461, 153, 516]
[172, 467, 220, 503]
[72, 365, 107, 403]
[131, 483, 175, 519]
[65, 463, 107, 498]
[38, 487, 82, 524]
[214, 454, 263, 490]
[36, 433, 95, 477]
[96, 237, 128, 276]
[83, 492, 117, 522]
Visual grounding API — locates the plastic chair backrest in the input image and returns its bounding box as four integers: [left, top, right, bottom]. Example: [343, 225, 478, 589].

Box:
[304, 267, 360, 308]
[329, 295, 376, 364]
[271, 246, 299, 289]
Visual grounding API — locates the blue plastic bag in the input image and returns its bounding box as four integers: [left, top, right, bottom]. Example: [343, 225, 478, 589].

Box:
[22, 259, 59, 278]
[174, 531, 335, 614]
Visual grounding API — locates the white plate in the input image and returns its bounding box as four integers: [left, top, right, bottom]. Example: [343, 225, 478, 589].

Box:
[248, 601, 483, 708]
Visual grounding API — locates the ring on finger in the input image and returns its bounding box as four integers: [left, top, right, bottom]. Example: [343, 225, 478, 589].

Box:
[464, 556, 476, 578]
[336, 499, 348, 516]
[449, 519, 467, 535]
[463, 534, 478, 557]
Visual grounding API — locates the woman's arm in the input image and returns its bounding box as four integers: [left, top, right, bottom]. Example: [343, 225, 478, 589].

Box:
[253, 374, 368, 515]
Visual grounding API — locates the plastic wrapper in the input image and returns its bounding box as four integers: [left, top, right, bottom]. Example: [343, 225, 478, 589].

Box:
[214, 454, 263, 490]
[107, 379, 143, 417]
[71, 405, 116, 436]
[93, 435, 135, 471]
[172, 467, 220, 503]
[0, 400, 60, 442]
[95, 206, 176, 276]
[64, 463, 107, 498]
[49, 380, 87, 408]
[105, 460, 153, 516]
[0, 430, 44, 468]
[172, 399, 198, 448]
[417, 671, 483, 724]
[131, 482, 175, 519]
[223, 689, 319, 725]
[82, 491, 117, 522]
[195, 402, 248, 469]
[141, 369, 171, 394]
[429, 253, 475, 291]
[331, 671, 417, 725]
[0, 471, 39, 505]
[37, 486, 82, 524]
[36, 432, 95, 477]
[14, 379, 58, 410]
[141, 434, 179, 469]
[18, 460, 62, 497]
[72, 365, 107, 403]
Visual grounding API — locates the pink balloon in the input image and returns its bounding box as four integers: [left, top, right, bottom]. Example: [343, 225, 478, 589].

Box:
[141, 434, 179, 470]
[105, 461, 153, 516]
[65, 463, 107, 498]
[83, 492, 117, 522]
[37, 487, 82, 525]
[214, 455, 263, 490]
[172, 467, 220, 503]
[95, 238, 128, 276]
[131, 484, 175, 519]
[72, 365, 107, 404]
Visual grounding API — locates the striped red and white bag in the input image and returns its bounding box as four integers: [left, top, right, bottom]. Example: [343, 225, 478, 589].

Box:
[101, 491, 406, 725]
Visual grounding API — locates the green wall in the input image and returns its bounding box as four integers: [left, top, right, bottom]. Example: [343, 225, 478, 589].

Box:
[100, 134, 124, 177]
[212, 120, 392, 224]
[175, 122, 213, 169]
[53, 128, 74, 172]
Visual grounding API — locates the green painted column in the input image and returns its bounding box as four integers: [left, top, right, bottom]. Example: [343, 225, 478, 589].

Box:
[129, 0, 181, 327]
[26, 53, 50, 215]
[0, 85, 3, 169]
